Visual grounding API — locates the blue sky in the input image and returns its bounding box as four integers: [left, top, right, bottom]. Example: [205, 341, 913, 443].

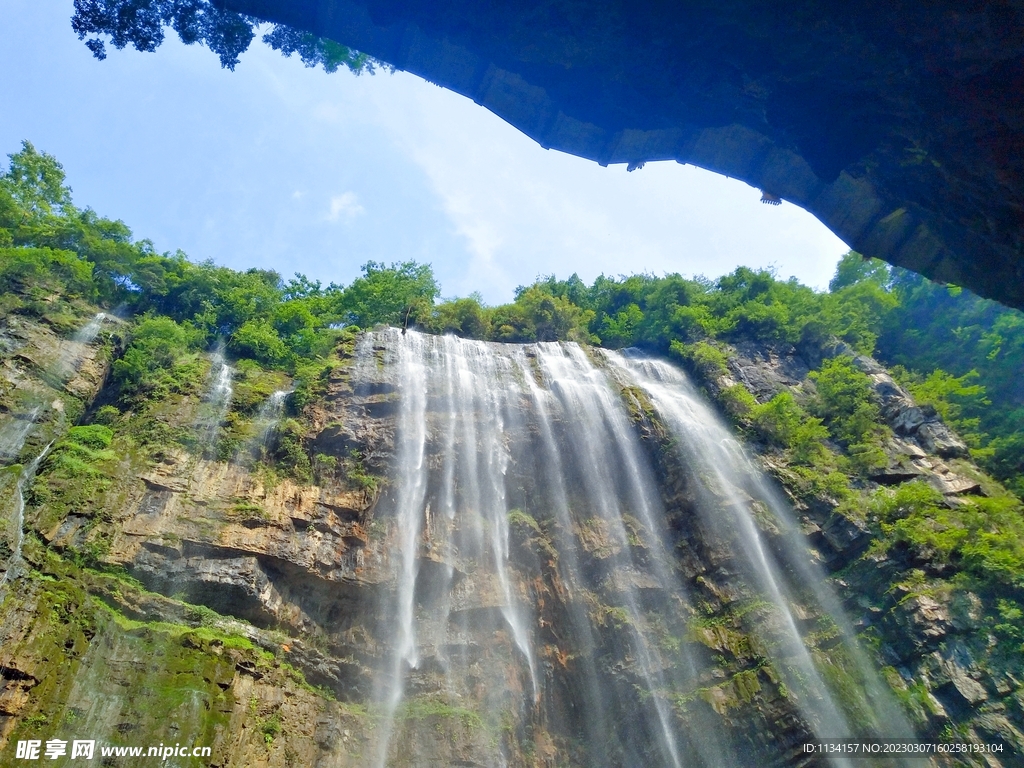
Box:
[1, 1, 850, 303]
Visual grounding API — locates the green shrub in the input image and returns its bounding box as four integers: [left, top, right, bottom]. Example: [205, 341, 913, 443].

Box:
[719, 384, 758, 420]
[0, 247, 95, 303]
[229, 319, 289, 367]
[66, 424, 113, 450]
[750, 392, 829, 464]
[873, 483, 1024, 587]
[674, 340, 729, 378]
[114, 316, 203, 397]
[809, 356, 888, 450]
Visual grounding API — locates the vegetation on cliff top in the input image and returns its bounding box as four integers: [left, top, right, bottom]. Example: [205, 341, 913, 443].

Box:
[3, 138, 1023, 571]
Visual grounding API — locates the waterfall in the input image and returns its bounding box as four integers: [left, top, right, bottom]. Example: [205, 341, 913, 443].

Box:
[351, 330, 913, 765]
[0, 441, 52, 590]
[1, 312, 111, 580]
[613, 351, 916, 741]
[244, 389, 291, 462]
[0, 406, 43, 464]
[72, 312, 107, 344]
[196, 344, 234, 449]
[52, 312, 109, 381]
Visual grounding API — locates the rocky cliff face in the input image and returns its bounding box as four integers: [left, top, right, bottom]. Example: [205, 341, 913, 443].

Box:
[700, 338, 1024, 759]
[1, 311, 1022, 766]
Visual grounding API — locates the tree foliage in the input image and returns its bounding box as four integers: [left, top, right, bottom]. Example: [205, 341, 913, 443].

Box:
[339, 261, 439, 329]
[71, 0, 384, 73]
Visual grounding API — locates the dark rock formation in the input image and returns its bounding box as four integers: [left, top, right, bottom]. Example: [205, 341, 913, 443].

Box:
[217, 0, 1024, 309]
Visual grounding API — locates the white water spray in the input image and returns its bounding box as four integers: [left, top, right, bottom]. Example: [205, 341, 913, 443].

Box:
[72, 312, 107, 344]
[244, 389, 291, 462]
[196, 345, 234, 448]
[0, 406, 43, 463]
[350, 330, 914, 766]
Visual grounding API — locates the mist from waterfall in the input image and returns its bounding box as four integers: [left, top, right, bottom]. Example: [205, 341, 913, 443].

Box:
[0, 407, 43, 464]
[355, 329, 911, 767]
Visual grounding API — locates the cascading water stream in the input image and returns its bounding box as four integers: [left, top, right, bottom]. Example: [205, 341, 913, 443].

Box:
[0, 441, 53, 590]
[72, 312, 107, 344]
[531, 342, 695, 768]
[0, 406, 43, 463]
[196, 344, 234, 448]
[371, 332, 430, 768]
[610, 354, 917, 757]
[0, 313, 109, 465]
[512, 347, 621, 762]
[609, 354, 861, 754]
[54, 312, 109, 381]
[2, 313, 113, 580]
[241, 389, 291, 463]
[614, 351, 915, 741]
[353, 330, 913, 767]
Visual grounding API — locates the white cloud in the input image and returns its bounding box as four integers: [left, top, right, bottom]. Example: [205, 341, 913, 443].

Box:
[362, 73, 850, 301]
[326, 191, 365, 221]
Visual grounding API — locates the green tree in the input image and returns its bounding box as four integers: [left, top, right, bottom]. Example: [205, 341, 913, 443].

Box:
[72, 0, 381, 72]
[422, 296, 492, 338]
[828, 251, 890, 292]
[809, 356, 886, 449]
[113, 316, 202, 395]
[1, 141, 74, 217]
[229, 319, 289, 366]
[339, 261, 440, 329]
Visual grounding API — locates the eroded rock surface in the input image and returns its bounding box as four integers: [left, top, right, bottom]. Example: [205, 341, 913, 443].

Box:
[2, 320, 1022, 766]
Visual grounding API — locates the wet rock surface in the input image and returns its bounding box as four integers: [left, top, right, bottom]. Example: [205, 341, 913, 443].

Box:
[704, 338, 1024, 762]
[1, 321, 1022, 766]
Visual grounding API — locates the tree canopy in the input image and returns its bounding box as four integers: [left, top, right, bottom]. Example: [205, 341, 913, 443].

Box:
[3, 140, 1022, 495]
[71, 0, 385, 73]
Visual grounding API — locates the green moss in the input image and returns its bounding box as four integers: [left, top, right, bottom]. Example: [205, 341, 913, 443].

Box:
[508, 508, 542, 534]
[620, 385, 658, 425]
[27, 424, 124, 538]
[231, 360, 290, 415]
[882, 667, 939, 725]
[593, 604, 631, 629]
[2, 574, 231, 757]
[396, 697, 485, 731]
[674, 664, 770, 714]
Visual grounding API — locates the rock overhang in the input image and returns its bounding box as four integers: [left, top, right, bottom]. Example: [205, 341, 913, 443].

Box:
[216, 0, 1024, 308]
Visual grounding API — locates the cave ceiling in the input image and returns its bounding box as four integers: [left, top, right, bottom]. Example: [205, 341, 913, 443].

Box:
[217, 0, 1024, 308]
